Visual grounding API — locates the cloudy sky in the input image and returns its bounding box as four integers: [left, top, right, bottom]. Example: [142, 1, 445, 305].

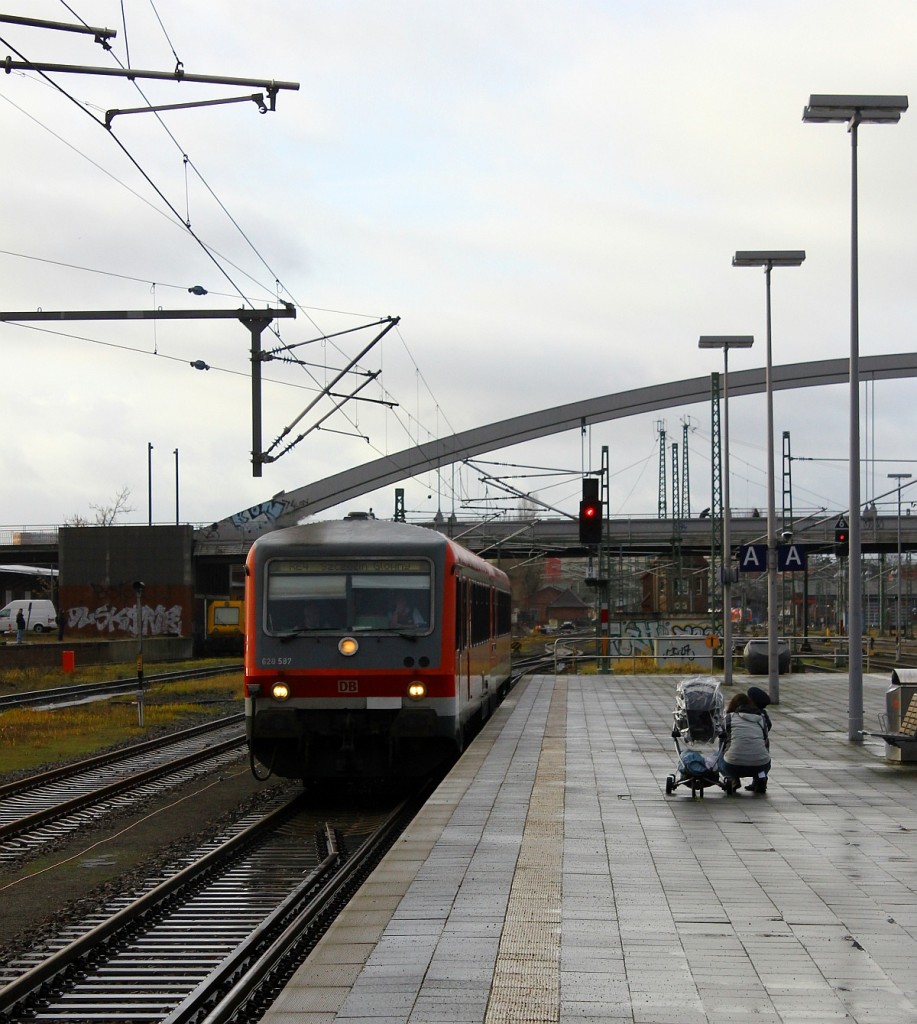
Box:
[2, 1, 917, 531]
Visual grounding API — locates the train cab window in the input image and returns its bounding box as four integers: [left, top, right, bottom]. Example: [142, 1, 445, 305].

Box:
[265, 557, 432, 635]
[352, 573, 430, 631]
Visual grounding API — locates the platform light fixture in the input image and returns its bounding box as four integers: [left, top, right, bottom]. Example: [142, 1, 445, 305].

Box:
[731, 251, 805, 705]
[803, 93, 907, 741]
[698, 335, 754, 688]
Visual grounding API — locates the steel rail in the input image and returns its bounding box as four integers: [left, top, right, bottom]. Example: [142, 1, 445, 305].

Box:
[163, 824, 345, 1024]
[0, 662, 242, 711]
[0, 712, 243, 798]
[0, 732, 244, 844]
[0, 792, 308, 1019]
[185, 792, 432, 1024]
[0, 714, 242, 800]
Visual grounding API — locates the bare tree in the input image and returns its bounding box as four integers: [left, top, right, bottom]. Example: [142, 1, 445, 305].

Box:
[91, 486, 134, 525]
[65, 487, 135, 527]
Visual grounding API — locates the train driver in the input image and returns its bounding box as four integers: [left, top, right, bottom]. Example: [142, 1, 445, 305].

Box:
[389, 595, 425, 628]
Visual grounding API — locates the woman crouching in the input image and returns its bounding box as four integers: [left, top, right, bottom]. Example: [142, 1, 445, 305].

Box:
[718, 691, 770, 793]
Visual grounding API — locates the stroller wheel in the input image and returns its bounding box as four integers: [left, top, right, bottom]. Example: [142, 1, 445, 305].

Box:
[665, 775, 674, 795]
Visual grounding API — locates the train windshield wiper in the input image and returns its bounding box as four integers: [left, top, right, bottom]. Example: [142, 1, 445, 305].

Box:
[278, 629, 310, 643]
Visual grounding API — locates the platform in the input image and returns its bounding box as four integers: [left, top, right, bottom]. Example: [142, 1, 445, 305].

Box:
[262, 672, 917, 1023]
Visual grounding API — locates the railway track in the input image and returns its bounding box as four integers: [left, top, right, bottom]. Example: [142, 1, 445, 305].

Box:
[0, 788, 427, 1024]
[0, 716, 245, 862]
[776, 637, 917, 676]
[0, 663, 242, 712]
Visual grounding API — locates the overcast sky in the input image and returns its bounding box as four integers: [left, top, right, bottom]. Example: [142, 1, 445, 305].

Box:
[2, 1, 917, 531]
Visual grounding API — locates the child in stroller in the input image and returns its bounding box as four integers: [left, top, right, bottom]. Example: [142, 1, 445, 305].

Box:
[664, 676, 730, 798]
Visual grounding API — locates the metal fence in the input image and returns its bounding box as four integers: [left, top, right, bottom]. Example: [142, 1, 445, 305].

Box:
[549, 632, 881, 675]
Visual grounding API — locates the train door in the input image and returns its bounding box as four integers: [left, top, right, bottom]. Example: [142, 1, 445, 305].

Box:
[455, 576, 472, 701]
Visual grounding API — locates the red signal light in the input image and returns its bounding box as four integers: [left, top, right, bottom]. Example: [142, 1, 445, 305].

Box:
[578, 499, 602, 544]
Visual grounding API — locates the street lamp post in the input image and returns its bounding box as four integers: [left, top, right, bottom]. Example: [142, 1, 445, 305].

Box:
[133, 580, 145, 728]
[699, 335, 754, 687]
[732, 251, 805, 705]
[803, 94, 907, 741]
[147, 442, 154, 527]
[888, 473, 912, 661]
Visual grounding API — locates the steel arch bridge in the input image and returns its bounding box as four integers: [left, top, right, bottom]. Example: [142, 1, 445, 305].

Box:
[203, 351, 917, 543]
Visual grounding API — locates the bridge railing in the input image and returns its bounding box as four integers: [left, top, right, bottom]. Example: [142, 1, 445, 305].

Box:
[0, 527, 59, 546]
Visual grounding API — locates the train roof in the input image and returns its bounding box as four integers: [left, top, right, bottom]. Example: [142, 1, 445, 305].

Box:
[250, 517, 509, 583]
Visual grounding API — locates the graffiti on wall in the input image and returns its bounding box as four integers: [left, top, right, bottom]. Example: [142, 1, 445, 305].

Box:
[230, 498, 289, 530]
[605, 619, 711, 657]
[655, 640, 717, 669]
[67, 604, 183, 636]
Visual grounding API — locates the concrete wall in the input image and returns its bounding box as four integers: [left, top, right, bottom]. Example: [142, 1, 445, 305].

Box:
[59, 525, 194, 641]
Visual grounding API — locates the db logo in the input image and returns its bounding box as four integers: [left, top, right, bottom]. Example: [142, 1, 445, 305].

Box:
[337, 680, 358, 693]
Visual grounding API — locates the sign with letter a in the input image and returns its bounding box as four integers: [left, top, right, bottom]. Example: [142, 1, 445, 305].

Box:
[778, 544, 807, 572]
[738, 544, 767, 573]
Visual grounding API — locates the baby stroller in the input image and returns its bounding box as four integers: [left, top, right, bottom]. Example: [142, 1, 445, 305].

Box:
[664, 676, 729, 798]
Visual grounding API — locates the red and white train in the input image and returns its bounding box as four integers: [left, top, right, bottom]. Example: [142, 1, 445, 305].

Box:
[244, 514, 513, 781]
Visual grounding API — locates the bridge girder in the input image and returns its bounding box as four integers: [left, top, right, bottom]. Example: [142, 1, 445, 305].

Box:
[199, 352, 917, 544]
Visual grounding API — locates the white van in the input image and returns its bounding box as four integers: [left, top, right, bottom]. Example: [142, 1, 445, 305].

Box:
[0, 599, 57, 634]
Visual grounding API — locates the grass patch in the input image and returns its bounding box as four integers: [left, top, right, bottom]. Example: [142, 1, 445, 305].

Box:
[0, 658, 239, 694]
[0, 672, 242, 777]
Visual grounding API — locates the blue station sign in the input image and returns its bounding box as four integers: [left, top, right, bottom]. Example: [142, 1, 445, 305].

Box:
[737, 543, 808, 573]
[738, 544, 767, 573]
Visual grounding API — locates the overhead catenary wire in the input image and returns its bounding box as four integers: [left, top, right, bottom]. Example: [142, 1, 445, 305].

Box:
[8, 9, 466, 509]
[0, 31, 252, 304]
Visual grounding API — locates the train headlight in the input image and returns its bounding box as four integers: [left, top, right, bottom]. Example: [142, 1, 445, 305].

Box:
[271, 682, 290, 700]
[408, 682, 426, 700]
[338, 637, 359, 656]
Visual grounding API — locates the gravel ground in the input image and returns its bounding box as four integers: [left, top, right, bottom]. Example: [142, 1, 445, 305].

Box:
[0, 745, 299, 960]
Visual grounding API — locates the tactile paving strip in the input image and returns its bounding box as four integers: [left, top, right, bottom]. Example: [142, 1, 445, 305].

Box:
[485, 680, 566, 1024]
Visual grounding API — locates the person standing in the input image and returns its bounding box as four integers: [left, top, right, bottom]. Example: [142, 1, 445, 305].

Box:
[15, 608, 26, 644]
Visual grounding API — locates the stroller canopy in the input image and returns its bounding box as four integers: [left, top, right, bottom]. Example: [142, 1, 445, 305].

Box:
[673, 675, 724, 746]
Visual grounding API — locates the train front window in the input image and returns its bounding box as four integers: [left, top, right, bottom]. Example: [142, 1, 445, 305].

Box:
[213, 606, 240, 627]
[265, 558, 432, 635]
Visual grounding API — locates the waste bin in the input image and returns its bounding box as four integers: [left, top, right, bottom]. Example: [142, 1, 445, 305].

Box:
[743, 639, 791, 675]
[884, 669, 917, 763]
